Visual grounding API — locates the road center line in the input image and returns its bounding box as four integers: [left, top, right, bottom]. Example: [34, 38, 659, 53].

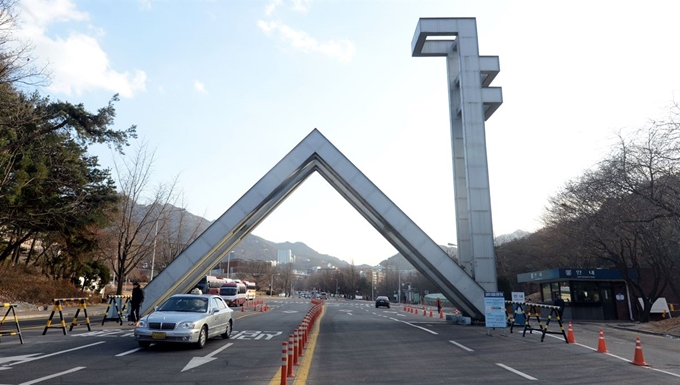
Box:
[496, 363, 538, 381]
[18, 366, 85, 385]
[448, 340, 474, 352]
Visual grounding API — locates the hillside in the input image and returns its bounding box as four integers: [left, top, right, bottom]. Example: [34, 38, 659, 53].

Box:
[162, 203, 528, 270]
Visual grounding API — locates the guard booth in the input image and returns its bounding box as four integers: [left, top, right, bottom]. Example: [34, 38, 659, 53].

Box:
[517, 268, 634, 321]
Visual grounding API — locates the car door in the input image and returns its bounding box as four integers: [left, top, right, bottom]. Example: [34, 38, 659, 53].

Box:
[209, 297, 227, 335]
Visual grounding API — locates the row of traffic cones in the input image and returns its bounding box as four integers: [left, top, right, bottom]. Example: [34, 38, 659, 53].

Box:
[566, 321, 648, 366]
[241, 303, 269, 312]
[402, 305, 446, 319]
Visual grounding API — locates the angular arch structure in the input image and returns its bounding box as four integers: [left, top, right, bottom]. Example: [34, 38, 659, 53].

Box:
[141, 129, 487, 319]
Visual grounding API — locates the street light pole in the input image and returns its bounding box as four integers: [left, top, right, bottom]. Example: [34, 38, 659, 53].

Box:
[270, 273, 279, 297]
[398, 272, 401, 304]
[227, 251, 234, 279]
[150, 220, 158, 281]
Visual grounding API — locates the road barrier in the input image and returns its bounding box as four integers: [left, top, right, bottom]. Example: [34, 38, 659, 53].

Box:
[0, 303, 23, 344]
[42, 298, 91, 335]
[567, 321, 576, 343]
[278, 298, 324, 385]
[102, 295, 131, 325]
[597, 328, 608, 353]
[505, 301, 568, 343]
[631, 336, 649, 366]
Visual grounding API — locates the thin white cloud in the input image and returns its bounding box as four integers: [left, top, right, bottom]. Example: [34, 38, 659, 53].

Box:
[138, 0, 152, 10]
[257, 20, 355, 63]
[290, 0, 311, 12]
[264, 0, 282, 16]
[17, 0, 147, 98]
[19, 0, 89, 29]
[194, 80, 207, 93]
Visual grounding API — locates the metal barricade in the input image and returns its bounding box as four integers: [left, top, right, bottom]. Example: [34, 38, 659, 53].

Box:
[505, 301, 568, 343]
[0, 303, 23, 344]
[102, 295, 130, 325]
[42, 298, 91, 335]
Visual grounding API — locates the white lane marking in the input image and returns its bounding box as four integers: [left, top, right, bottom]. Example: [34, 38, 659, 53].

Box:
[0, 354, 42, 365]
[18, 366, 86, 385]
[496, 363, 538, 381]
[389, 318, 438, 335]
[115, 347, 141, 357]
[182, 343, 234, 372]
[545, 332, 680, 378]
[645, 367, 680, 379]
[449, 340, 474, 352]
[8, 342, 106, 366]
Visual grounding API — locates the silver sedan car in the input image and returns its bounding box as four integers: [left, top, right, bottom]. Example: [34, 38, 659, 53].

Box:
[134, 294, 233, 349]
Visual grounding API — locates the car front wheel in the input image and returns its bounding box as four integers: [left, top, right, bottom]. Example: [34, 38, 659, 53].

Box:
[196, 325, 208, 349]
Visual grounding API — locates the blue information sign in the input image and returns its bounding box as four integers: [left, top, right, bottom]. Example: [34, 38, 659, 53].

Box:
[484, 292, 507, 328]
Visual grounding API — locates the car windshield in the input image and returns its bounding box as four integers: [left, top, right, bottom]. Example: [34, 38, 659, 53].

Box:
[220, 287, 236, 295]
[158, 297, 208, 313]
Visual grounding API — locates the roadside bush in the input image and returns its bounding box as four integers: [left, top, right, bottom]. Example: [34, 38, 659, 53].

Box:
[0, 263, 91, 306]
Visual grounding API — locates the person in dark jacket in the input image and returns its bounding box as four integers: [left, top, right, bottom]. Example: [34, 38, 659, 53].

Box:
[554, 293, 565, 318]
[130, 282, 144, 325]
[436, 297, 443, 315]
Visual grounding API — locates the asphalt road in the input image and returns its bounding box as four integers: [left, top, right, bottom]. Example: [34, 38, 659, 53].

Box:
[1, 299, 679, 384]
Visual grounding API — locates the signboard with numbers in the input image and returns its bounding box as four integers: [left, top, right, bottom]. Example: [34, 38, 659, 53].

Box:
[484, 292, 507, 328]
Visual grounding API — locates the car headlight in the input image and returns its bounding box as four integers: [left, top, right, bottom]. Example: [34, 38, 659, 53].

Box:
[137, 319, 146, 328]
[178, 322, 196, 329]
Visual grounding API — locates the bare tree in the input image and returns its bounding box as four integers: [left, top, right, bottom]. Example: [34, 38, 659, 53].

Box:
[100, 142, 180, 294]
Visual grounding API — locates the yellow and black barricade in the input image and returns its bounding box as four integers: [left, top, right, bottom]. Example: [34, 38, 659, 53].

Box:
[0, 303, 23, 344]
[42, 298, 90, 335]
[505, 300, 529, 334]
[102, 295, 130, 326]
[520, 302, 568, 343]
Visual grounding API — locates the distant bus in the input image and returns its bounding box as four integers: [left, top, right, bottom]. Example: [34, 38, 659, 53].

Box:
[220, 281, 247, 307]
[244, 281, 257, 300]
[195, 276, 229, 295]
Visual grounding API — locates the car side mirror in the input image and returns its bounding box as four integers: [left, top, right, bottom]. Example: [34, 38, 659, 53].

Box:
[154, 306, 159, 312]
[211, 308, 219, 314]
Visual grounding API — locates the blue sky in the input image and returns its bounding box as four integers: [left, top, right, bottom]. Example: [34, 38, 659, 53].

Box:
[18, 0, 680, 266]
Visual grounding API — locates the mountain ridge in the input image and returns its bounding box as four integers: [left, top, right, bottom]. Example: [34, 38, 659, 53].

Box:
[162, 204, 527, 269]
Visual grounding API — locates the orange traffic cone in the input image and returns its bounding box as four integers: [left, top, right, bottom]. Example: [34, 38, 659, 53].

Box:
[596, 329, 608, 353]
[429, 310, 433, 317]
[423, 308, 427, 316]
[567, 321, 576, 343]
[439, 310, 444, 319]
[631, 336, 649, 366]
[241, 305, 245, 312]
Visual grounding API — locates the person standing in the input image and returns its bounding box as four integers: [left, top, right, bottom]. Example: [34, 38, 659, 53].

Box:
[130, 282, 144, 326]
[436, 297, 443, 315]
[554, 293, 565, 319]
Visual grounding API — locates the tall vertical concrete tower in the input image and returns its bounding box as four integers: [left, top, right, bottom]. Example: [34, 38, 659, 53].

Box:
[412, 18, 502, 292]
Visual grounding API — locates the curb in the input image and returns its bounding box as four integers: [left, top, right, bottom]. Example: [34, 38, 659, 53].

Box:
[609, 325, 680, 339]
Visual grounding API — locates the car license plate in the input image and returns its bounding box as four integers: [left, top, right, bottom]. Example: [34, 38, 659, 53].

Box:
[152, 332, 166, 340]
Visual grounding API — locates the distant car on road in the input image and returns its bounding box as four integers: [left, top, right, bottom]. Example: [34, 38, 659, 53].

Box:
[134, 294, 233, 349]
[375, 296, 390, 308]
[319, 292, 328, 300]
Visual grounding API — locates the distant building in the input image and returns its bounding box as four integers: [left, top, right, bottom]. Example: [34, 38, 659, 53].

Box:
[277, 249, 294, 264]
